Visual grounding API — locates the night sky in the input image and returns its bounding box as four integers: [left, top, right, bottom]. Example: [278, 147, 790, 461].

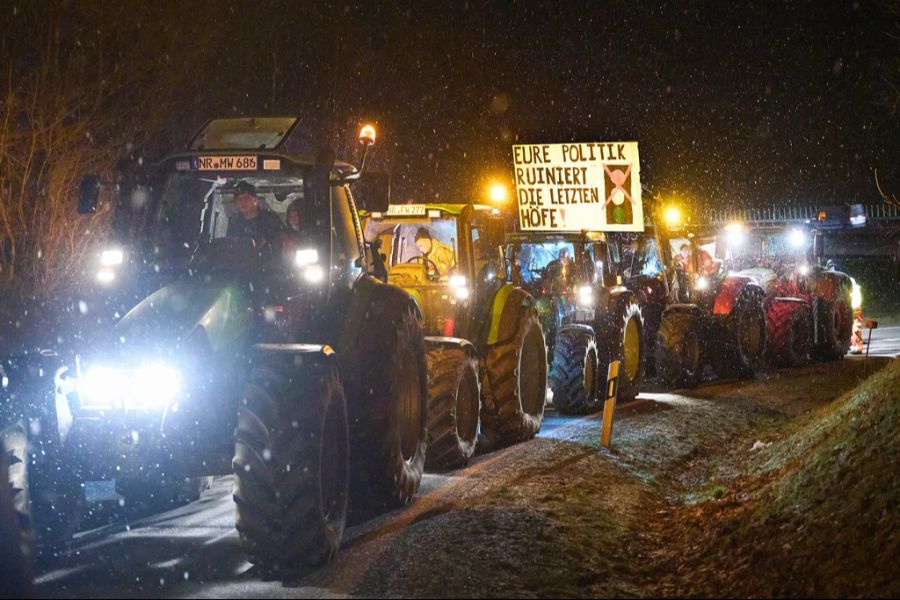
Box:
[4, 0, 898, 209]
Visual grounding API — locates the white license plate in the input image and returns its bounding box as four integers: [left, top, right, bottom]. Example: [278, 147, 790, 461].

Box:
[197, 155, 257, 171]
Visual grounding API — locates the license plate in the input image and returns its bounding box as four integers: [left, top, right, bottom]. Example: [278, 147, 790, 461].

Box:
[196, 155, 257, 171]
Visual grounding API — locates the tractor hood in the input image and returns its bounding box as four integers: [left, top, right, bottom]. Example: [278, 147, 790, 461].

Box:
[735, 267, 777, 293]
[112, 279, 250, 358]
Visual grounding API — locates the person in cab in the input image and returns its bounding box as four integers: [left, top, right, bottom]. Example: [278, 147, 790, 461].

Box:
[414, 227, 456, 278]
[226, 181, 285, 255]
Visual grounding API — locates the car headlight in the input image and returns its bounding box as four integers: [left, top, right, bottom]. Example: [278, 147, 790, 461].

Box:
[577, 285, 594, 307]
[78, 362, 181, 411]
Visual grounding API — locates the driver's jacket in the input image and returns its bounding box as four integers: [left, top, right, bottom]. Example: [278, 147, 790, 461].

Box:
[423, 239, 456, 277]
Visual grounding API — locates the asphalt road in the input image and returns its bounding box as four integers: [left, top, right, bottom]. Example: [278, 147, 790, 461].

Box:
[35, 326, 899, 599]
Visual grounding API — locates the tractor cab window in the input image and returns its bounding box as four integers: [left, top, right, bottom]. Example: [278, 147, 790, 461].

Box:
[148, 172, 315, 269]
[363, 217, 459, 285]
[506, 241, 576, 286]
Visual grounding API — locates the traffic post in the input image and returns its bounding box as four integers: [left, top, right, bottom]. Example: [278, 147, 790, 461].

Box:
[601, 360, 620, 448]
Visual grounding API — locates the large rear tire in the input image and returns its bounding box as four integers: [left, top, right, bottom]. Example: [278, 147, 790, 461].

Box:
[549, 326, 600, 415]
[765, 299, 811, 367]
[424, 346, 480, 471]
[655, 311, 702, 388]
[481, 310, 547, 447]
[233, 355, 349, 573]
[346, 306, 428, 519]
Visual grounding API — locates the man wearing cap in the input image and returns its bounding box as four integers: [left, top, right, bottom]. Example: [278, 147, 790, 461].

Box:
[414, 227, 456, 278]
[226, 181, 285, 254]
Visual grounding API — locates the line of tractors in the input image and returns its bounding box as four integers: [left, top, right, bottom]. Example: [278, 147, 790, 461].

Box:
[0, 119, 859, 589]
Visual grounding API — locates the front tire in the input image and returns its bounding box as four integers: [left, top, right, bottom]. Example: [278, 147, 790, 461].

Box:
[233, 355, 349, 572]
[719, 292, 766, 379]
[765, 299, 811, 367]
[655, 310, 702, 388]
[600, 299, 645, 397]
[424, 346, 480, 470]
[481, 310, 547, 446]
[549, 326, 600, 415]
[812, 297, 851, 361]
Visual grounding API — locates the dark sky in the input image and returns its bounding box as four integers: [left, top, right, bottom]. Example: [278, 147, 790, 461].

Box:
[9, 0, 900, 209]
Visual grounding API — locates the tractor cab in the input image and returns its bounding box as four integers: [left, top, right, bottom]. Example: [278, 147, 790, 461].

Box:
[362, 203, 505, 339]
[77, 117, 387, 332]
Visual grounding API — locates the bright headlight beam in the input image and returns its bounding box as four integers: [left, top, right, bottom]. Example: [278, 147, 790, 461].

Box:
[696, 276, 710, 290]
[295, 248, 319, 267]
[577, 285, 594, 307]
[788, 228, 806, 250]
[303, 265, 325, 283]
[96, 269, 116, 283]
[100, 248, 124, 266]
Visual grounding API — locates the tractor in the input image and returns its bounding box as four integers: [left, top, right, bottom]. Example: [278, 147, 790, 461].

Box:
[652, 217, 768, 387]
[362, 203, 547, 469]
[712, 222, 855, 365]
[502, 232, 645, 415]
[1, 117, 430, 574]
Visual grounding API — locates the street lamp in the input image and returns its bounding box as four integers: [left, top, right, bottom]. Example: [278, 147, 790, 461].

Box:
[488, 182, 508, 205]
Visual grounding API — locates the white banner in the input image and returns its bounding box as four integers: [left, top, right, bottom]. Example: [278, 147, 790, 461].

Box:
[512, 142, 644, 232]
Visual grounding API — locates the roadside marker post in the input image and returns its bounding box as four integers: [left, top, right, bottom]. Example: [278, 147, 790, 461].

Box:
[601, 360, 620, 448]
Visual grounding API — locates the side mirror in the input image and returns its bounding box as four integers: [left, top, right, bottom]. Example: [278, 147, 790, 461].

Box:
[78, 175, 101, 214]
[353, 172, 390, 213]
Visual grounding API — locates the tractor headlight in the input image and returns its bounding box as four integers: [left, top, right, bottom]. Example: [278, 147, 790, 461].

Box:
[100, 248, 125, 267]
[788, 228, 806, 250]
[449, 274, 469, 300]
[96, 247, 125, 284]
[851, 280, 862, 310]
[78, 362, 182, 411]
[798, 264, 810, 276]
[295, 248, 325, 284]
[577, 285, 594, 307]
[696, 276, 710, 291]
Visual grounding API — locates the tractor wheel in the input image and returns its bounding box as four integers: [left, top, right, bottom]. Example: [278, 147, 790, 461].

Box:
[1, 440, 32, 597]
[549, 327, 600, 415]
[599, 300, 645, 398]
[655, 311, 702, 388]
[233, 356, 349, 572]
[22, 434, 84, 557]
[116, 476, 213, 517]
[481, 309, 547, 447]
[812, 297, 852, 361]
[716, 292, 766, 379]
[765, 299, 811, 367]
[347, 306, 427, 519]
[424, 346, 480, 470]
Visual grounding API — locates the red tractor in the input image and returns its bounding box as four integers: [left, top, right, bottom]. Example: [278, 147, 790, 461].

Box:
[714, 223, 855, 366]
[652, 221, 768, 387]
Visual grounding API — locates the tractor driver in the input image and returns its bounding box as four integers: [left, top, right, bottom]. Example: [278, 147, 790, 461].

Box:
[414, 227, 456, 278]
[226, 181, 285, 255]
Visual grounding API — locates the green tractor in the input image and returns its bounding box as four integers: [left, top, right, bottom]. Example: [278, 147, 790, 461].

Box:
[1, 117, 430, 574]
[503, 232, 645, 415]
[362, 203, 547, 469]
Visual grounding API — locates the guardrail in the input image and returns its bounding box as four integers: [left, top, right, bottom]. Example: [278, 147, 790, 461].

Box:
[696, 204, 900, 226]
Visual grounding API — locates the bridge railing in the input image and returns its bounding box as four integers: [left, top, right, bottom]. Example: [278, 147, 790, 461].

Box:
[694, 204, 900, 226]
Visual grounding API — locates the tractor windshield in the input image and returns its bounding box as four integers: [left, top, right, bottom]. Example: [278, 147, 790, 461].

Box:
[505, 241, 576, 285]
[364, 217, 460, 284]
[113, 170, 314, 269]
